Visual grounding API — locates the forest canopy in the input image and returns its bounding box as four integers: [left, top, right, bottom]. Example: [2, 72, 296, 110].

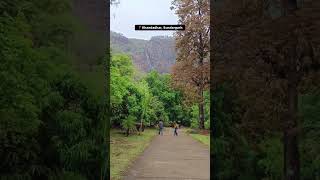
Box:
[110, 53, 210, 132]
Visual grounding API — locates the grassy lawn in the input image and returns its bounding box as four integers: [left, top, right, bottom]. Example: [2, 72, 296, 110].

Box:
[110, 128, 157, 180]
[185, 129, 210, 147]
[190, 133, 210, 146]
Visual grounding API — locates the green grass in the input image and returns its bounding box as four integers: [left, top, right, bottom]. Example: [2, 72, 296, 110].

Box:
[190, 133, 210, 146]
[110, 129, 157, 180]
[185, 128, 210, 147]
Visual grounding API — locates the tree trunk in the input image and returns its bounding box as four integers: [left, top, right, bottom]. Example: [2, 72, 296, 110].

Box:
[199, 87, 205, 129]
[281, 2, 300, 178]
[140, 119, 143, 133]
[284, 80, 300, 180]
[283, 132, 300, 180]
[284, 45, 300, 180]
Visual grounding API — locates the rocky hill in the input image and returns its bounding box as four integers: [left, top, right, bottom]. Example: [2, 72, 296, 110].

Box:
[111, 31, 176, 73]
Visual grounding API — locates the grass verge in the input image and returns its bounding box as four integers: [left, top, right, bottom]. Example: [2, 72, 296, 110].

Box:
[110, 128, 157, 180]
[185, 128, 210, 147]
[190, 133, 210, 146]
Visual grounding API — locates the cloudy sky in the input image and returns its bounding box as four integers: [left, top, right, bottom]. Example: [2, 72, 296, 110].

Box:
[110, 0, 178, 40]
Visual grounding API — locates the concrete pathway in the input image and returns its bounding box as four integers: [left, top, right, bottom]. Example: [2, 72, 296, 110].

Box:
[124, 128, 210, 180]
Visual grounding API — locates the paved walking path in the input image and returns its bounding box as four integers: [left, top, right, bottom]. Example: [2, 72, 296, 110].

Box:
[124, 128, 210, 180]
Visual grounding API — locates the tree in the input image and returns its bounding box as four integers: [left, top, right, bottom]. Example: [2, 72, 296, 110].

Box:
[121, 115, 136, 136]
[212, 0, 320, 179]
[138, 80, 152, 129]
[145, 70, 186, 125]
[110, 53, 134, 126]
[171, 0, 210, 129]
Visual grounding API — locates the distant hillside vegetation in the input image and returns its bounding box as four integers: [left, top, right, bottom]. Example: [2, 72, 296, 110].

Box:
[111, 31, 176, 73]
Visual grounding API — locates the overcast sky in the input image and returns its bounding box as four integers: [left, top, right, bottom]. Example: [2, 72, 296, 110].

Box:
[110, 0, 178, 40]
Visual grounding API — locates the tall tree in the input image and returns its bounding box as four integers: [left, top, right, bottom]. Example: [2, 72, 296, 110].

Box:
[171, 0, 210, 129]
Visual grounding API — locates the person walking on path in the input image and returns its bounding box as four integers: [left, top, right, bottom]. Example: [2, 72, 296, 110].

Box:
[173, 122, 179, 136]
[158, 120, 164, 136]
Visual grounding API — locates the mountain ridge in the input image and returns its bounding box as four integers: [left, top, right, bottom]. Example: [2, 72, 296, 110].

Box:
[110, 31, 176, 73]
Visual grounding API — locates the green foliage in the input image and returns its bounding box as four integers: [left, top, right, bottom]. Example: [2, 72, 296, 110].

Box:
[189, 91, 210, 130]
[190, 105, 199, 129]
[299, 92, 320, 179]
[205, 119, 210, 129]
[212, 84, 258, 180]
[110, 54, 134, 126]
[110, 56, 190, 129]
[0, 0, 107, 179]
[257, 137, 283, 179]
[190, 119, 199, 129]
[121, 115, 136, 133]
[204, 91, 210, 128]
[144, 70, 187, 125]
[110, 56, 211, 130]
[213, 83, 320, 179]
[110, 54, 133, 105]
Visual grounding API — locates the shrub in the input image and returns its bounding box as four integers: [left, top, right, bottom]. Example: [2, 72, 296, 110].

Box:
[190, 118, 199, 129]
[205, 120, 210, 129]
[121, 115, 136, 136]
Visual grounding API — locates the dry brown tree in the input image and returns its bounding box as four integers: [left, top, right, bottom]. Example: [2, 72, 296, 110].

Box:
[171, 0, 210, 129]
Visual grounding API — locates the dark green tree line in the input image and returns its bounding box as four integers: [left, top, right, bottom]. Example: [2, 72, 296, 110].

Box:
[0, 0, 108, 179]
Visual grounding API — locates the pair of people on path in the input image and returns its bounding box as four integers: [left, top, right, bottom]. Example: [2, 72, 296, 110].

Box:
[158, 120, 179, 136]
